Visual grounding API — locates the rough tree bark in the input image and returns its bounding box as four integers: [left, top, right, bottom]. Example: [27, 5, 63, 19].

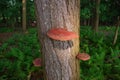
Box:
[92, 0, 100, 32]
[22, 0, 26, 32]
[34, 0, 80, 80]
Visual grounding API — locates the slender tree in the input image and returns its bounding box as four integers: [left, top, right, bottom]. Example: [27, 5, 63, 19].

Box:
[113, 16, 120, 45]
[92, 0, 100, 32]
[34, 0, 80, 80]
[22, 0, 26, 32]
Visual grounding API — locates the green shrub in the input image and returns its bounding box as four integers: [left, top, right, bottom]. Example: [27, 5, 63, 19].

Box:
[0, 28, 41, 80]
[80, 26, 120, 80]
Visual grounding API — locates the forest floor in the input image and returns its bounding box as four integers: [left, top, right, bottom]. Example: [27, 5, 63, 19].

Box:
[0, 27, 24, 44]
[0, 32, 14, 44]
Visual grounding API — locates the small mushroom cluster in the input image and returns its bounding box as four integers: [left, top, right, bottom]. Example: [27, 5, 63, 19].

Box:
[33, 58, 42, 67]
[76, 53, 90, 61]
[47, 28, 90, 61]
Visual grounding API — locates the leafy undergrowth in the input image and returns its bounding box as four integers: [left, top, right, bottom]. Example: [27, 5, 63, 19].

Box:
[0, 27, 14, 33]
[0, 28, 42, 80]
[80, 26, 120, 80]
[0, 27, 120, 80]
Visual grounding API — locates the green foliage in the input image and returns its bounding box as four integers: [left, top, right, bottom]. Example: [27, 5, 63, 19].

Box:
[0, 0, 10, 15]
[80, 26, 120, 80]
[81, 8, 92, 19]
[80, 0, 92, 21]
[0, 28, 41, 80]
[80, 0, 120, 25]
[0, 27, 14, 33]
[27, 0, 36, 21]
[0, 0, 35, 27]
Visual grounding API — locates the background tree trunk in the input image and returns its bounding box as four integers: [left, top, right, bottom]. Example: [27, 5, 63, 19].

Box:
[34, 0, 80, 80]
[22, 0, 26, 32]
[113, 16, 120, 45]
[92, 0, 100, 32]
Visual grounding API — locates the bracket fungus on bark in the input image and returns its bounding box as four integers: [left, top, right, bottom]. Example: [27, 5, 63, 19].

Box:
[33, 58, 42, 67]
[47, 28, 79, 41]
[76, 53, 90, 61]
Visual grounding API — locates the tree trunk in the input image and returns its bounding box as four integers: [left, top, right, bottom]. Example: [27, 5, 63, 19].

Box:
[34, 0, 80, 80]
[1, 14, 7, 27]
[22, 0, 26, 32]
[92, 0, 100, 32]
[113, 16, 120, 45]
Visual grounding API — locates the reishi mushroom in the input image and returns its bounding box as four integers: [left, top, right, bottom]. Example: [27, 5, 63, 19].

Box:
[33, 58, 42, 67]
[76, 53, 90, 61]
[47, 28, 79, 41]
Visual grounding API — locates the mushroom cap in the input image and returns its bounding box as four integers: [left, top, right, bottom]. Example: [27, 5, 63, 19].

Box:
[76, 53, 90, 61]
[33, 58, 42, 67]
[47, 28, 79, 41]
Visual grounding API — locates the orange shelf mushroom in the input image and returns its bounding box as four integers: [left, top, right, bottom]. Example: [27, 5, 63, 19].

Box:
[47, 28, 79, 41]
[76, 53, 90, 61]
[33, 58, 42, 67]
